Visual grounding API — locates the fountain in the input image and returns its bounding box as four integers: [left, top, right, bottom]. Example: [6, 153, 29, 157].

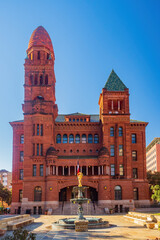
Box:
[52, 171, 109, 231]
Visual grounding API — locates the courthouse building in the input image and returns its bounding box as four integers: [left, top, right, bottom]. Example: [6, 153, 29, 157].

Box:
[10, 26, 149, 214]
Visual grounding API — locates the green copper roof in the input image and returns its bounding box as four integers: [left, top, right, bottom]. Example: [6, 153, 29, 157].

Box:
[104, 70, 127, 91]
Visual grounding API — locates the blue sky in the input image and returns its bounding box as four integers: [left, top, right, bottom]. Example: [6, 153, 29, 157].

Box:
[0, 0, 160, 171]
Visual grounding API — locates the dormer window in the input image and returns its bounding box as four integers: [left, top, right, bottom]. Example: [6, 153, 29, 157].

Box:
[37, 51, 40, 60]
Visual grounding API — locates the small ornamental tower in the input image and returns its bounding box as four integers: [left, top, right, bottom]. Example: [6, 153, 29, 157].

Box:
[22, 26, 58, 207]
[99, 70, 131, 179]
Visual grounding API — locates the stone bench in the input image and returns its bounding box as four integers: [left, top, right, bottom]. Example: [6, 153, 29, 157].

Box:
[0, 215, 30, 230]
[124, 212, 157, 229]
[7, 217, 34, 231]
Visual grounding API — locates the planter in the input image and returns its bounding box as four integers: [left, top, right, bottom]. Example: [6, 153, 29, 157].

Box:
[146, 222, 155, 229]
[0, 229, 5, 236]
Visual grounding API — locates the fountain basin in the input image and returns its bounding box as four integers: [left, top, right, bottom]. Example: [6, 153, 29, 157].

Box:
[52, 217, 109, 229]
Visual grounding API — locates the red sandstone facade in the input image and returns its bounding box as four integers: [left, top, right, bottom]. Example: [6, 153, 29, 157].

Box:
[10, 26, 149, 214]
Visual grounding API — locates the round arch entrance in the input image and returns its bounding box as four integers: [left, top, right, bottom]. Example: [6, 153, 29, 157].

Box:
[59, 186, 98, 202]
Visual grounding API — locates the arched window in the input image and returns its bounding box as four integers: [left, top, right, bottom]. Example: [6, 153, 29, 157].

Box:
[29, 74, 33, 85]
[69, 134, 74, 143]
[56, 134, 61, 143]
[94, 134, 99, 143]
[119, 127, 123, 137]
[63, 134, 68, 143]
[88, 134, 93, 143]
[34, 186, 42, 202]
[110, 127, 114, 137]
[45, 75, 48, 85]
[37, 51, 40, 60]
[40, 75, 43, 85]
[20, 134, 24, 144]
[82, 134, 87, 143]
[75, 134, 80, 143]
[34, 74, 38, 85]
[114, 186, 122, 200]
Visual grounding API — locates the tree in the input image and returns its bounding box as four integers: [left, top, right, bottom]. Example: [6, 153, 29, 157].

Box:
[147, 171, 160, 186]
[0, 183, 12, 207]
[151, 185, 160, 203]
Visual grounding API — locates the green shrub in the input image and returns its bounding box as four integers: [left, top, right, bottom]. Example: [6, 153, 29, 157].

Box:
[2, 228, 36, 240]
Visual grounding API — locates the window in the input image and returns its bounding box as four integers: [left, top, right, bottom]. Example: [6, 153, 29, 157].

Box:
[132, 134, 137, 143]
[82, 134, 87, 143]
[29, 74, 33, 85]
[132, 150, 137, 161]
[33, 165, 36, 176]
[40, 124, 43, 136]
[40, 144, 43, 156]
[33, 124, 35, 136]
[110, 145, 115, 156]
[63, 134, 68, 143]
[119, 164, 124, 176]
[69, 134, 74, 143]
[45, 75, 48, 85]
[75, 134, 80, 143]
[19, 169, 23, 180]
[20, 134, 24, 144]
[19, 190, 23, 202]
[37, 51, 40, 60]
[56, 134, 61, 143]
[111, 164, 115, 176]
[119, 145, 123, 156]
[33, 143, 35, 156]
[119, 127, 123, 136]
[133, 188, 139, 200]
[40, 75, 43, 85]
[88, 134, 93, 143]
[34, 186, 42, 202]
[94, 134, 99, 143]
[133, 168, 138, 179]
[37, 124, 39, 135]
[110, 127, 114, 136]
[40, 165, 43, 176]
[34, 74, 38, 85]
[37, 144, 39, 156]
[115, 186, 122, 200]
[20, 151, 24, 162]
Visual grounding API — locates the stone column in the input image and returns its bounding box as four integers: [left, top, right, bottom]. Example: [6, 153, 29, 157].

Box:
[53, 166, 55, 175]
[74, 166, 76, 175]
[80, 166, 82, 172]
[56, 166, 58, 176]
[118, 100, 120, 110]
[62, 166, 64, 176]
[46, 166, 49, 176]
[92, 166, 94, 175]
[98, 166, 100, 175]
[68, 166, 70, 176]
[86, 166, 88, 176]
[102, 165, 104, 175]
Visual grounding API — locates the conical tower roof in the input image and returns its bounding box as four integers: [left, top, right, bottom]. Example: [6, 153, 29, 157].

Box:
[28, 26, 54, 53]
[104, 70, 127, 91]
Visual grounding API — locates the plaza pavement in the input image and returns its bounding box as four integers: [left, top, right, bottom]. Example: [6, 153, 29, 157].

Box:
[1, 214, 160, 240]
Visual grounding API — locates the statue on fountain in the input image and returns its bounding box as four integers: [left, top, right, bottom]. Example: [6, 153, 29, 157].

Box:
[77, 171, 83, 187]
